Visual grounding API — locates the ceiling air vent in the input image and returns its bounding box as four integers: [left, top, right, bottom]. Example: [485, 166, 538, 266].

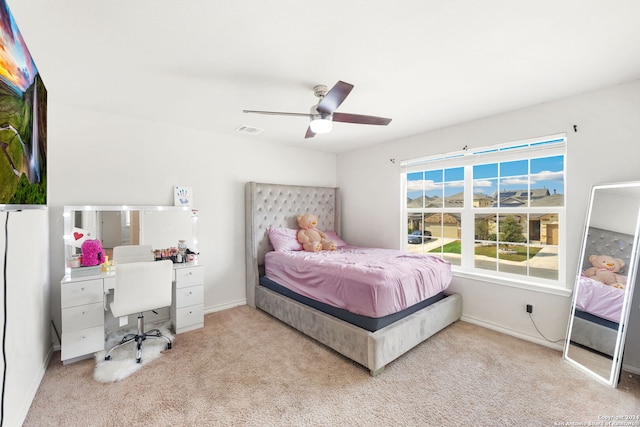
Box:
[235, 125, 263, 135]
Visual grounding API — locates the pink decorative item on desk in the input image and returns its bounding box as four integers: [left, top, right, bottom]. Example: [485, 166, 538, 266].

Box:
[81, 239, 105, 266]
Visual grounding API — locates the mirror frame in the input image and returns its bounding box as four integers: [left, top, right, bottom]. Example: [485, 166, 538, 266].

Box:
[564, 182, 640, 386]
[63, 205, 198, 271]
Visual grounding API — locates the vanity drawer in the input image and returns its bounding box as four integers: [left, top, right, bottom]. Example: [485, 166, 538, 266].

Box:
[62, 302, 104, 332]
[61, 279, 103, 308]
[174, 284, 203, 308]
[61, 325, 104, 361]
[175, 304, 204, 328]
[175, 266, 204, 288]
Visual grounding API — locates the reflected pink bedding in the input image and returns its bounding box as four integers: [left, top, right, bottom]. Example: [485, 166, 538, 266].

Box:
[576, 275, 625, 323]
[264, 246, 452, 318]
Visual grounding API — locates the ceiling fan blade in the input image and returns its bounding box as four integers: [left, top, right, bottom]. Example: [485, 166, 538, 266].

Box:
[305, 126, 315, 139]
[332, 112, 392, 126]
[243, 109, 312, 118]
[316, 81, 354, 114]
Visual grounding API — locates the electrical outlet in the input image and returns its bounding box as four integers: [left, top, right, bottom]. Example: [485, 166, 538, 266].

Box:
[526, 304, 533, 314]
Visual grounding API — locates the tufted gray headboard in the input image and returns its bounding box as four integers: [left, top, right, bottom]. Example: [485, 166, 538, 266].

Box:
[244, 182, 341, 307]
[581, 226, 635, 274]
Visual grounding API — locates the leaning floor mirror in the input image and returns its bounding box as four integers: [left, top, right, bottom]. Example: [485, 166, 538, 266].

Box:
[564, 182, 640, 386]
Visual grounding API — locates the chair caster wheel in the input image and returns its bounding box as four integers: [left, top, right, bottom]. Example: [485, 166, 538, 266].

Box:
[136, 358, 142, 364]
[167, 343, 172, 350]
[105, 355, 111, 361]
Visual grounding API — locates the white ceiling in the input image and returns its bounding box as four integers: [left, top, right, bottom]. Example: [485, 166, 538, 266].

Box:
[9, 0, 640, 154]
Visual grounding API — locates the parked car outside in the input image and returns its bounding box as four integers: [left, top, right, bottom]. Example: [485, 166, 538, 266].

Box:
[408, 230, 432, 244]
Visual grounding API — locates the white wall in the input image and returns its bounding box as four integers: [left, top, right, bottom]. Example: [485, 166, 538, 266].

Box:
[337, 79, 640, 348]
[47, 104, 336, 338]
[0, 209, 50, 427]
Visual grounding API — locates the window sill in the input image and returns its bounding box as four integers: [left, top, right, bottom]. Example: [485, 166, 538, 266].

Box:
[451, 268, 572, 297]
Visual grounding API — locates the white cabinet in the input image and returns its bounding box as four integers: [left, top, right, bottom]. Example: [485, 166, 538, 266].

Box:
[171, 265, 204, 334]
[60, 263, 205, 364]
[60, 278, 105, 362]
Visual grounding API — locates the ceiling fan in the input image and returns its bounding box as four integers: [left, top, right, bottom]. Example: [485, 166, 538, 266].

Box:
[242, 80, 392, 139]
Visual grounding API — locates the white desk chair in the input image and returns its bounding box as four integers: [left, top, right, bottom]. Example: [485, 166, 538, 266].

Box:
[113, 244, 154, 264]
[104, 260, 173, 363]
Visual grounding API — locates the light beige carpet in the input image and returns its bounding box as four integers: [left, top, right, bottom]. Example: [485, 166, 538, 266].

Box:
[24, 305, 640, 426]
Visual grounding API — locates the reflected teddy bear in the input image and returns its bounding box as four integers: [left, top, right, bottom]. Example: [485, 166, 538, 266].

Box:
[583, 254, 627, 289]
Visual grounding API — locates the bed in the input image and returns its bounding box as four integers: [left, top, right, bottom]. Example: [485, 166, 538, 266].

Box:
[245, 181, 462, 375]
[570, 227, 630, 356]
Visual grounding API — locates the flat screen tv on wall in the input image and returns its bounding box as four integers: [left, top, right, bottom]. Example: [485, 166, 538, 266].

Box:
[0, 0, 47, 210]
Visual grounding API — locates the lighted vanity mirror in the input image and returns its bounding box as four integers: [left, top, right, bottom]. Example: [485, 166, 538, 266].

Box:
[564, 182, 640, 386]
[63, 205, 198, 268]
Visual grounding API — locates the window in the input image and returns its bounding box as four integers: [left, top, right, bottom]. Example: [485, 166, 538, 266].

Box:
[402, 135, 566, 286]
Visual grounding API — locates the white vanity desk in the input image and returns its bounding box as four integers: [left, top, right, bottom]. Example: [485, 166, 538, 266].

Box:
[60, 262, 204, 364]
[61, 204, 203, 364]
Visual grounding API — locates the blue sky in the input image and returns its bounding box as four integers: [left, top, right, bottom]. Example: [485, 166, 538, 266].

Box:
[407, 155, 565, 200]
[0, 0, 39, 93]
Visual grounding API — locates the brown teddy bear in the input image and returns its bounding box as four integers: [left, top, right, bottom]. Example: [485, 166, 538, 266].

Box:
[296, 213, 337, 252]
[583, 254, 627, 289]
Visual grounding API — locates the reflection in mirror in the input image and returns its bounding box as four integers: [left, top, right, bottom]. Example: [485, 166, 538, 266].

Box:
[564, 183, 640, 386]
[63, 206, 198, 270]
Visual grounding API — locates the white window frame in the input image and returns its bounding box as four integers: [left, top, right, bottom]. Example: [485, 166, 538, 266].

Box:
[401, 134, 567, 293]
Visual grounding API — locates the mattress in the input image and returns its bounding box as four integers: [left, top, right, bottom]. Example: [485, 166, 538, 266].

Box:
[575, 275, 625, 323]
[574, 308, 619, 330]
[259, 276, 446, 332]
[264, 246, 452, 318]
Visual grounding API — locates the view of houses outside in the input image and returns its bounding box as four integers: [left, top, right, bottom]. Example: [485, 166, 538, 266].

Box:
[406, 154, 564, 280]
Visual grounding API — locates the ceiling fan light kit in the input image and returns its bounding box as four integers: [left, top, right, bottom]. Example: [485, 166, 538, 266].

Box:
[243, 80, 392, 139]
[309, 117, 333, 134]
[309, 104, 333, 134]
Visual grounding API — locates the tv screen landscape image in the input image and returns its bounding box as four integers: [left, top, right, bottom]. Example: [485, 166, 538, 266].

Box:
[0, 0, 47, 207]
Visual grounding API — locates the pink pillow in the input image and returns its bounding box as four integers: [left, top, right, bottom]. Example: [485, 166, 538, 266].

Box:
[325, 230, 348, 247]
[267, 227, 302, 251]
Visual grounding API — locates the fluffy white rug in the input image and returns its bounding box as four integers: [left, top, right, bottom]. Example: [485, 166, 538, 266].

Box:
[93, 323, 174, 383]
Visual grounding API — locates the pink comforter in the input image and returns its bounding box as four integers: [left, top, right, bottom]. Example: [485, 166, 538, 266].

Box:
[575, 275, 625, 323]
[264, 246, 452, 318]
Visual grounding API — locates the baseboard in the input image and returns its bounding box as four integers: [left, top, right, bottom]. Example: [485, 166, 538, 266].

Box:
[204, 298, 246, 315]
[623, 363, 640, 375]
[461, 315, 564, 351]
[15, 344, 53, 427]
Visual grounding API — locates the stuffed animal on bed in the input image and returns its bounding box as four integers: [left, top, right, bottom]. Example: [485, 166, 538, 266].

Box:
[296, 213, 337, 252]
[583, 254, 627, 289]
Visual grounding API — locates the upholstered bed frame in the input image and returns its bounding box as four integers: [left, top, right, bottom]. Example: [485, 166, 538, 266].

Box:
[570, 226, 632, 356]
[245, 181, 462, 375]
